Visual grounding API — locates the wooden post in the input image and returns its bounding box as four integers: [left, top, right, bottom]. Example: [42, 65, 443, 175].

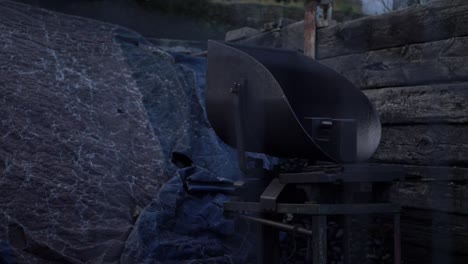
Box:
[304, 1, 318, 58]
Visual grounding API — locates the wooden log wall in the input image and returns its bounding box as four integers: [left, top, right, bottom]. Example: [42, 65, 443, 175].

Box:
[234, 0, 468, 263]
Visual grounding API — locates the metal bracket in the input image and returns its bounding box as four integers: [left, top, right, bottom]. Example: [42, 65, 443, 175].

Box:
[306, 117, 357, 162]
[260, 178, 287, 211]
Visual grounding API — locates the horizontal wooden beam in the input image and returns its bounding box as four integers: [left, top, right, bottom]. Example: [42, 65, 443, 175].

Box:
[388, 164, 468, 215]
[272, 0, 468, 59]
[317, 0, 468, 59]
[401, 165, 468, 182]
[240, 20, 468, 90]
[238, 0, 468, 61]
[391, 181, 468, 215]
[321, 36, 468, 89]
[237, 30, 282, 49]
[372, 124, 468, 166]
[363, 83, 468, 124]
[400, 208, 468, 261]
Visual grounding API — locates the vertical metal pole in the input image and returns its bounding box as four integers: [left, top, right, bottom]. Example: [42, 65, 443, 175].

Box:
[304, 1, 318, 58]
[232, 80, 247, 173]
[394, 213, 401, 264]
[261, 216, 280, 264]
[343, 215, 351, 264]
[312, 216, 327, 264]
[342, 184, 353, 264]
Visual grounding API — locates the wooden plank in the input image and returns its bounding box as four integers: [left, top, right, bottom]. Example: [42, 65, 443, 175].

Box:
[239, 0, 468, 59]
[317, 0, 468, 59]
[237, 29, 282, 48]
[401, 209, 468, 262]
[403, 244, 468, 264]
[276, 0, 468, 58]
[372, 124, 468, 166]
[401, 165, 468, 182]
[320, 36, 468, 89]
[281, 20, 305, 51]
[363, 83, 468, 124]
[240, 24, 468, 90]
[391, 181, 468, 214]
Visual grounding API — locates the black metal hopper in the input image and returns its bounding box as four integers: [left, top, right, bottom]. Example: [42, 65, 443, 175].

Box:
[206, 41, 381, 163]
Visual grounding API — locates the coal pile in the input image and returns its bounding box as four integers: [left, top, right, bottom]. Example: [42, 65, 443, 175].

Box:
[279, 216, 395, 264]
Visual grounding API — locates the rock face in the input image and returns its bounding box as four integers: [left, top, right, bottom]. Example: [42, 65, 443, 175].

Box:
[0, 1, 260, 263]
[0, 1, 170, 263]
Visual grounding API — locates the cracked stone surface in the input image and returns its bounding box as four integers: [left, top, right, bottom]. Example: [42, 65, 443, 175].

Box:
[0, 1, 171, 263]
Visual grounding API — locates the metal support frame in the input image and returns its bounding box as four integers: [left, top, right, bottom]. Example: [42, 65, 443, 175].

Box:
[227, 73, 401, 264]
[224, 169, 403, 264]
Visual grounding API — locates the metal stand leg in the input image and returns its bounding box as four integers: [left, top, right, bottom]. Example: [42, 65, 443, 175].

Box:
[342, 184, 353, 264]
[312, 216, 327, 264]
[232, 80, 247, 173]
[394, 213, 401, 264]
[306, 237, 312, 263]
[260, 215, 280, 264]
[343, 216, 351, 264]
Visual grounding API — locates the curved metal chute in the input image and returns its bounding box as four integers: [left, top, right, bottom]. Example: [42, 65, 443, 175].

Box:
[206, 41, 380, 163]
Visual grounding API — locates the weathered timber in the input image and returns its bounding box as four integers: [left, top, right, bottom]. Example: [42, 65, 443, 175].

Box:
[401, 209, 468, 263]
[363, 83, 468, 124]
[386, 165, 468, 215]
[403, 244, 468, 264]
[304, 1, 317, 58]
[320, 36, 468, 89]
[237, 30, 282, 48]
[401, 165, 468, 182]
[248, 0, 468, 58]
[281, 20, 304, 51]
[372, 124, 468, 166]
[318, 0, 468, 58]
[391, 181, 468, 214]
